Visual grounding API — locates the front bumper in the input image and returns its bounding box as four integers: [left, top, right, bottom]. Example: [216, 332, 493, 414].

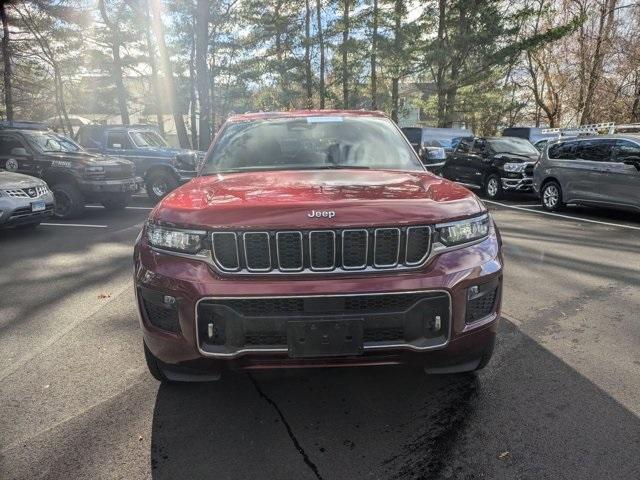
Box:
[501, 176, 533, 191]
[0, 194, 55, 227]
[134, 227, 503, 372]
[78, 176, 143, 193]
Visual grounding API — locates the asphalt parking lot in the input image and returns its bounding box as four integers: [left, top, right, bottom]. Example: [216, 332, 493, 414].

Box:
[1, 193, 639, 480]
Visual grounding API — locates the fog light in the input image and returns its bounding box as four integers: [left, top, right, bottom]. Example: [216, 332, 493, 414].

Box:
[467, 285, 481, 300]
[163, 295, 176, 306]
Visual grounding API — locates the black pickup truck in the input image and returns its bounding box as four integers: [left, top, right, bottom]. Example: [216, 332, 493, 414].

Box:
[0, 123, 141, 218]
[442, 136, 540, 199]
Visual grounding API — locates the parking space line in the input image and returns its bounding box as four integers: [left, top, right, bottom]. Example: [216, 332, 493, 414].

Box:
[85, 205, 153, 211]
[41, 223, 108, 228]
[484, 200, 640, 231]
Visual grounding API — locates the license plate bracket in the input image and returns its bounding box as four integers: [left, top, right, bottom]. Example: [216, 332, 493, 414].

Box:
[31, 200, 45, 212]
[287, 319, 364, 358]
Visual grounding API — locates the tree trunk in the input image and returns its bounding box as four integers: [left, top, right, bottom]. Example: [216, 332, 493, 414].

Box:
[315, 0, 325, 109]
[631, 72, 640, 122]
[189, 23, 198, 149]
[144, 0, 164, 135]
[370, 0, 378, 110]
[390, 0, 402, 123]
[98, 0, 130, 125]
[435, 0, 447, 127]
[149, 0, 190, 148]
[53, 64, 73, 134]
[341, 0, 350, 109]
[195, 0, 211, 149]
[580, 0, 617, 124]
[1, 0, 13, 122]
[304, 0, 313, 108]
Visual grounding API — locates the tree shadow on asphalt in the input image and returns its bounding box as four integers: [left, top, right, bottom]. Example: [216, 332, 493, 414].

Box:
[149, 320, 640, 480]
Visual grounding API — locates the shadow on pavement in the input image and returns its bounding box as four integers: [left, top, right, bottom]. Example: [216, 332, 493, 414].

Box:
[149, 320, 640, 480]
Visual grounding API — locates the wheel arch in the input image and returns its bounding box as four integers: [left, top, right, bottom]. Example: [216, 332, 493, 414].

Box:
[144, 164, 179, 182]
[41, 170, 79, 188]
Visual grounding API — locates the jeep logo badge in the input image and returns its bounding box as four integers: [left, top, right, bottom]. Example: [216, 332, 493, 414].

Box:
[307, 210, 335, 219]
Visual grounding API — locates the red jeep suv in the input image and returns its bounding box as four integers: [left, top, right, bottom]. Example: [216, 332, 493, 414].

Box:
[134, 111, 503, 382]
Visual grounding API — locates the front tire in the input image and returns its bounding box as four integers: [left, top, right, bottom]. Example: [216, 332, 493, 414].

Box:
[541, 181, 563, 211]
[101, 193, 130, 210]
[146, 171, 179, 202]
[483, 174, 503, 200]
[52, 183, 85, 219]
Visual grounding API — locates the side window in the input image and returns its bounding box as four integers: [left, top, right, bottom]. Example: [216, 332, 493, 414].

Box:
[575, 139, 615, 162]
[0, 135, 26, 156]
[615, 140, 640, 162]
[472, 139, 486, 155]
[548, 141, 577, 160]
[106, 131, 131, 149]
[456, 138, 473, 154]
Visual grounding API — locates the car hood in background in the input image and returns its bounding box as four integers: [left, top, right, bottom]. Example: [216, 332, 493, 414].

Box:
[151, 169, 486, 230]
[0, 171, 46, 188]
[43, 152, 134, 167]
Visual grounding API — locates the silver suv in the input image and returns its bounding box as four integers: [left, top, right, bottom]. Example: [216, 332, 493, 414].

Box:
[0, 170, 54, 228]
[533, 135, 640, 212]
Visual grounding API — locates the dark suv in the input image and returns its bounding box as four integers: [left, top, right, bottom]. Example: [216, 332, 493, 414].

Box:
[534, 135, 640, 212]
[0, 124, 140, 218]
[443, 136, 540, 199]
[134, 110, 503, 383]
[76, 125, 203, 201]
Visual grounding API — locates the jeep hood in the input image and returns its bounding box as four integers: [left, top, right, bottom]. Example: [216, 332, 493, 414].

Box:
[151, 169, 486, 230]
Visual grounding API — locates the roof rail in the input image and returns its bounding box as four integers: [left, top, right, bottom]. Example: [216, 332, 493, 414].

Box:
[0, 120, 49, 131]
[540, 122, 640, 137]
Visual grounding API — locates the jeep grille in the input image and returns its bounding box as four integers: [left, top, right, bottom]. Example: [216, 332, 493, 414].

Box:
[210, 226, 432, 274]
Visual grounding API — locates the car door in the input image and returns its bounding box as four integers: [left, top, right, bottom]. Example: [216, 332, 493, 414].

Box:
[104, 130, 144, 173]
[442, 137, 473, 183]
[0, 133, 41, 176]
[601, 139, 640, 208]
[457, 138, 488, 187]
[565, 139, 615, 204]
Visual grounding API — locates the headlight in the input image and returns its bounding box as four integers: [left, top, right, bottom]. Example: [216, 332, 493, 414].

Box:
[502, 162, 525, 173]
[437, 214, 490, 246]
[147, 223, 206, 254]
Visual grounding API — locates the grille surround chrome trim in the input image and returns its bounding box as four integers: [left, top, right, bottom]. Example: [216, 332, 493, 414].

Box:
[194, 289, 452, 359]
[276, 231, 304, 272]
[308, 230, 336, 271]
[211, 232, 240, 272]
[341, 229, 369, 270]
[373, 228, 401, 268]
[243, 232, 272, 272]
[149, 213, 491, 275]
[405, 226, 432, 266]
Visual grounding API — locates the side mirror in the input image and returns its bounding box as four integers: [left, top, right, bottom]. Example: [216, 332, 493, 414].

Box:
[10, 147, 30, 157]
[420, 147, 446, 164]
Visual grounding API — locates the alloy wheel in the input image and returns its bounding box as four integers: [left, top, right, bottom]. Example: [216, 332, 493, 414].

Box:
[543, 185, 559, 209]
[487, 178, 499, 198]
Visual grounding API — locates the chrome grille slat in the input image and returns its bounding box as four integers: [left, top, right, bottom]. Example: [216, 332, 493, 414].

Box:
[243, 232, 271, 272]
[373, 228, 401, 268]
[309, 230, 336, 271]
[342, 229, 368, 270]
[207, 226, 432, 274]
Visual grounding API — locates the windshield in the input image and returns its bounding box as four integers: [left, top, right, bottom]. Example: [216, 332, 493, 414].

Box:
[202, 116, 423, 174]
[489, 137, 539, 155]
[24, 131, 85, 153]
[130, 130, 168, 148]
